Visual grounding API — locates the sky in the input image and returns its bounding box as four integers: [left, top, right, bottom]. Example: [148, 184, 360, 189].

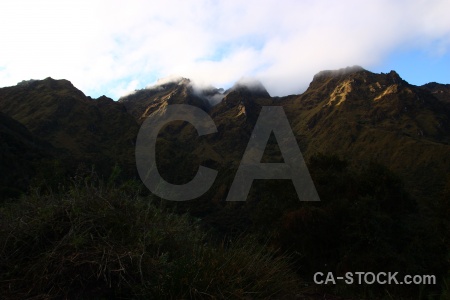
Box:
[1, 0, 449, 100]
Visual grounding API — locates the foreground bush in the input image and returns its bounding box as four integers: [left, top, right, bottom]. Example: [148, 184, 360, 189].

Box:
[0, 180, 302, 299]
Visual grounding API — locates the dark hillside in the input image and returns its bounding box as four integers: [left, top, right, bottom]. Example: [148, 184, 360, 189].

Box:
[0, 78, 139, 178]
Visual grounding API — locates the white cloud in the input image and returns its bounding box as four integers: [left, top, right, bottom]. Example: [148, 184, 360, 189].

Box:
[1, 0, 449, 99]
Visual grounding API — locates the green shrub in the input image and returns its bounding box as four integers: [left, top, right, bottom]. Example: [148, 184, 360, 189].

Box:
[0, 177, 302, 299]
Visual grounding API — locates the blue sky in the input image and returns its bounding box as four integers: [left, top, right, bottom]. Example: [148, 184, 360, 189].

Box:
[1, 0, 449, 100]
[372, 48, 450, 86]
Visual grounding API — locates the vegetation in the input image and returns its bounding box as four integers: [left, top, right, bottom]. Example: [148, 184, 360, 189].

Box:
[276, 154, 448, 298]
[0, 173, 303, 299]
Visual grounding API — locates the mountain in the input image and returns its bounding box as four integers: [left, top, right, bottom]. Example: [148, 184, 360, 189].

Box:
[281, 66, 450, 199]
[119, 77, 275, 184]
[0, 111, 57, 197]
[121, 69, 450, 291]
[2, 68, 449, 200]
[120, 67, 450, 200]
[118, 77, 212, 122]
[421, 82, 450, 103]
[1, 68, 449, 298]
[0, 78, 139, 177]
[120, 76, 274, 164]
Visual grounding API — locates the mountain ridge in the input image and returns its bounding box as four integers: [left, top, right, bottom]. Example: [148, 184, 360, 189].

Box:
[1, 66, 450, 199]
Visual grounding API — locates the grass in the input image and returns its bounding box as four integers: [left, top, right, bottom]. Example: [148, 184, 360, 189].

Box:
[0, 175, 303, 299]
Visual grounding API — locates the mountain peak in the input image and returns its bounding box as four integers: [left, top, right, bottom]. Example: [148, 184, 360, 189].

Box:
[13, 77, 87, 101]
[312, 65, 366, 82]
[149, 76, 191, 90]
[421, 82, 450, 103]
[227, 78, 270, 99]
[119, 76, 212, 120]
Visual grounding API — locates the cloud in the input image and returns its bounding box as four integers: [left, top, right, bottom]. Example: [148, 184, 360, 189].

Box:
[1, 0, 449, 99]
